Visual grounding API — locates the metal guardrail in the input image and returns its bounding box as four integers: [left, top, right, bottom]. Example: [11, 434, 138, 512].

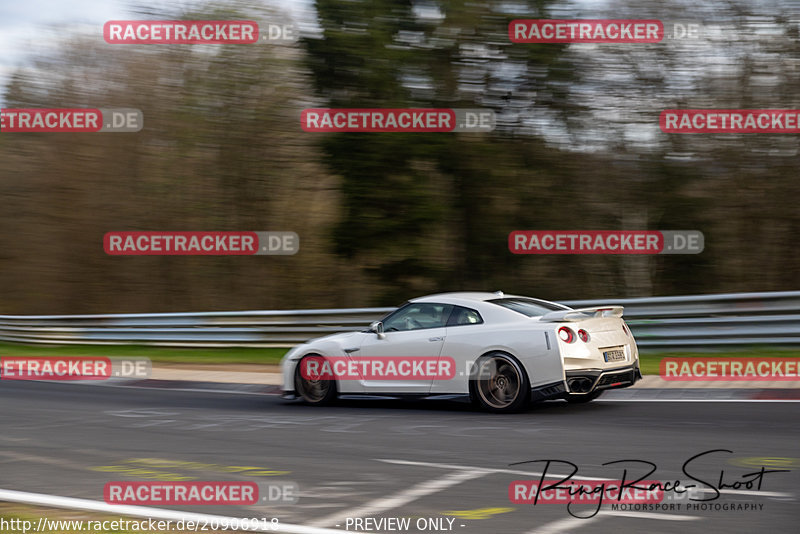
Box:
[1, 291, 799, 351]
[0, 308, 395, 347]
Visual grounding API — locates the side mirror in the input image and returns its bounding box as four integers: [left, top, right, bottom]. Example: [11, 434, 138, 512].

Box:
[370, 321, 386, 340]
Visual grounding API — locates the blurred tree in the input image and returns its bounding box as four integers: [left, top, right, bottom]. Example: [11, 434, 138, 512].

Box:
[0, 2, 354, 313]
[2, 0, 800, 314]
[307, 0, 800, 303]
[306, 0, 583, 303]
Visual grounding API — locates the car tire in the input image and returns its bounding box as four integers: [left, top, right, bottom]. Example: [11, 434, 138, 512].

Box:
[294, 355, 337, 406]
[565, 390, 604, 403]
[470, 352, 530, 413]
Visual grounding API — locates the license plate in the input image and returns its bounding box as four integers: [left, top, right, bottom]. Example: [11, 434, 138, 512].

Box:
[603, 349, 626, 363]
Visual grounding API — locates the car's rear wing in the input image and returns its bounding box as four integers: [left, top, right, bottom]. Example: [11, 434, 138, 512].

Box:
[539, 306, 624, 322]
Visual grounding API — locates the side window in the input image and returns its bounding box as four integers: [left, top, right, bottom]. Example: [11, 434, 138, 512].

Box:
[383, 303, 454, 332]
[448, 306, 484, 327]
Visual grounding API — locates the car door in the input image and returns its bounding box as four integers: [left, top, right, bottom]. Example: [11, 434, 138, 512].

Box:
[430, 305, 486, 394]
[354, 302, 453, 394]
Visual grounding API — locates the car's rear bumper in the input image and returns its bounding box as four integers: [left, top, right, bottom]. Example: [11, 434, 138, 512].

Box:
[564, 361, 641, 395]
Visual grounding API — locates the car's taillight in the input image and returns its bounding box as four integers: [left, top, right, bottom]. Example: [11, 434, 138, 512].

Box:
[558, 326, 575, 343]
[578, 329, 590, 342]
[622, 323, 631, 337]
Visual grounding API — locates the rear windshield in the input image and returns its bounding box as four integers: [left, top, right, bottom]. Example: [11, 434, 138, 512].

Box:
[488, 297, 568, 317]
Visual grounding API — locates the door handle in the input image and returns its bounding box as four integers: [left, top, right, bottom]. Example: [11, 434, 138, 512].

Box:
[428, 336, 444, 342]
[344, 347, 360, 353]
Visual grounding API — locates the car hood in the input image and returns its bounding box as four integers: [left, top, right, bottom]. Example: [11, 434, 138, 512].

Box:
[284, 330, 366, 362]
[308, 331, 363, 344]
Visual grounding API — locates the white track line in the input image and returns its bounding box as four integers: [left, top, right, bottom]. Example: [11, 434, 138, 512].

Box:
[377, 458, 611, 481]
[307, 469, 488, 528]
[527, 515, 595, 534]
[528, 510, 699, 534]
[602, 510, 699, 520]
[597, 398, 800, 403]
[0, 488, 354, 534]
[83, 381, 281, 396]
[378, 459, 794, 499]
[694, 488, 792, 498]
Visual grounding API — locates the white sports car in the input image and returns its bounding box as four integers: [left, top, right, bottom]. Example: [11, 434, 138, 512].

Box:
[281, 292, 640, 412]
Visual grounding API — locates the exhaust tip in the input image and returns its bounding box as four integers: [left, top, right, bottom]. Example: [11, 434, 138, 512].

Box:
[568, 377, 594, 393]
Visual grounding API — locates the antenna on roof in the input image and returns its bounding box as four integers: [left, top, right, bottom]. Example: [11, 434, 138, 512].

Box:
[493, 290, 504, 297]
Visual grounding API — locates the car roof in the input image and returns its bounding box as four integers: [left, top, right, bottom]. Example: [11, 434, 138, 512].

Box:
[411, 291, 518, 303]
[410, 292, 566, 308]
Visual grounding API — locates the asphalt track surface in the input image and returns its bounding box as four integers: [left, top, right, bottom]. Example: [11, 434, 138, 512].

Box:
[1, 381, 798, 534]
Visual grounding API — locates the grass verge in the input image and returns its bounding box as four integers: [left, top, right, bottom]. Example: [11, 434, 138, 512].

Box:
[0, 342, 288, 365]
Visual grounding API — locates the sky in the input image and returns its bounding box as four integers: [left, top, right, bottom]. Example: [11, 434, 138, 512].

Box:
[0, 0, 607, 101]
[0, 0, 315, 102]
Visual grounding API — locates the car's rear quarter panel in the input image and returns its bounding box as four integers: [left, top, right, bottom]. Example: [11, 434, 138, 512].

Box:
[430, 321, 565, 393]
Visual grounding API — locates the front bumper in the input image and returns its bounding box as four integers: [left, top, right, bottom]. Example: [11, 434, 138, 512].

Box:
[564, 361, 641, 394]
